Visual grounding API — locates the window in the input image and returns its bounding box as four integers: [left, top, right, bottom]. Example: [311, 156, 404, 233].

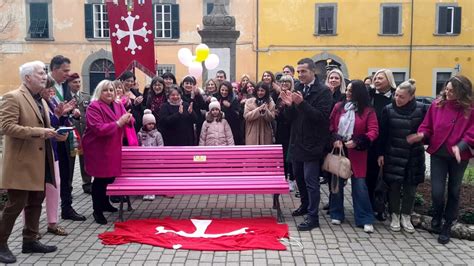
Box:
[315, 4, 337, 35]
[381, 4, 401, 35]
[93, 4, 109, 38]
[436, 4, 461, 35]
[435, 72, 452, 95]
[154, 4, 179, 39]
[84, 4, 110, 39]
[392, 72, 406, 86]
[26, 0, 52, 39]
[156, 64, 175, 76]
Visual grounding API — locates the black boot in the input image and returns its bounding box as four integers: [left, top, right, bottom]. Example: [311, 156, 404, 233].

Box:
[22, 240, 57, 254]
[0, 245, 16, 264]
[431, 216, 442, 234]
[93, 211, 108, 225]
[438, 222, 452, 244]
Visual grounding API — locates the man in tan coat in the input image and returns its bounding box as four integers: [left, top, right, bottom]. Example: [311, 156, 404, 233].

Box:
[0, 61, 65, 264]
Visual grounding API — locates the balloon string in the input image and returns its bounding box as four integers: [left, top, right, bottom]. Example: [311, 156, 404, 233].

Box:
[280, 237, 304, 249]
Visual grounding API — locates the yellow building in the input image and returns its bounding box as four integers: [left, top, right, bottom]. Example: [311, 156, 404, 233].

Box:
[0, 0, 257, 95]
[257, 0, 474, 96]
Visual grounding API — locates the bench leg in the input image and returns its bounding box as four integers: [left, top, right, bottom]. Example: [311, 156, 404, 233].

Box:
[126, 196, 133, 211]
[273, 194, 284, 223]
[118, 197, 124, 222]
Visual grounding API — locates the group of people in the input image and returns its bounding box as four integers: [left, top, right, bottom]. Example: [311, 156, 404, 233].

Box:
[0, 55, 472, 263]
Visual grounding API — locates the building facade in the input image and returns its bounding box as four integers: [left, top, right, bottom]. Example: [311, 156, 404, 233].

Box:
[0, 0, 257, 95]
[257, 0, 473, 96]
[0, 1, 473, 97]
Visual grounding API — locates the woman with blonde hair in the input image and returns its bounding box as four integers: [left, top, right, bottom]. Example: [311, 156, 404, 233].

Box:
[377, 79, 428, 234]
[366, 68, 397, 221]
[275, 75, 296, 191]
[325, 69, 346, 110]
[83, 79, 133, 224]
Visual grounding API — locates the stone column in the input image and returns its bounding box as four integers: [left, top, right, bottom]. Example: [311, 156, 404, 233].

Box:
[198, 0, 240, 82]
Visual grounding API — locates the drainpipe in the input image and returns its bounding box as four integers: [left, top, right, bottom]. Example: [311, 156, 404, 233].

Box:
[408, 0, 414, 78]
[256, 0, 259, 79]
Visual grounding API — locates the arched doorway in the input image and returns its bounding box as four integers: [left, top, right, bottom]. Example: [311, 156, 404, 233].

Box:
[311, 52, 349, 82]
[89, 59, 115, 94]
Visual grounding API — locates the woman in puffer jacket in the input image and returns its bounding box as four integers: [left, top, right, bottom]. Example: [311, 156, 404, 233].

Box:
[199, 98, 234, 146]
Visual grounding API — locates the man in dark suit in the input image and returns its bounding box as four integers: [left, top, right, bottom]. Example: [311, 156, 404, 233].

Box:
[66, 73, 92, 194]
[281, 58, 332, 231]
[49, 55, 86, 221]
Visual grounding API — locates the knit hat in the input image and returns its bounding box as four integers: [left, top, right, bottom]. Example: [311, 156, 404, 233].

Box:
[208, 97, 221, 111]
[142, 109, 156, 125]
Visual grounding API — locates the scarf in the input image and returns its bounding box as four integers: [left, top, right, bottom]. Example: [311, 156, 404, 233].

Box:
[337, 102, 356, 141]
[168, 99, 183, 106]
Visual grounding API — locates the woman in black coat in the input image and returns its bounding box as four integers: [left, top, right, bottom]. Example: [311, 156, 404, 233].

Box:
[158, 88, 197, 146]
[377, 79, 427, 234]
[180, 76, 206, 145]
[217, 81, 242, 145]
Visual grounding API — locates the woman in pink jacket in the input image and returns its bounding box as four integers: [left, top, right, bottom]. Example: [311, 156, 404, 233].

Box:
[408, 75, 473, 244]
[329, 80, 379, 233]
[82, 80, 133, 225]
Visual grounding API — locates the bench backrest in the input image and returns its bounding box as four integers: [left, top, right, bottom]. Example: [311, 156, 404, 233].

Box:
[120, 145, 285, 178]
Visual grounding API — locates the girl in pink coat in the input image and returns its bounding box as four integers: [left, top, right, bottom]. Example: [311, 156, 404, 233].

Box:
[82, 80, 133, 225]
[199, 98, 234, 146]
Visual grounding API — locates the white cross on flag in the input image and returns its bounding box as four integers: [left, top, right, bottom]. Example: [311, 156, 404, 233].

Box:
[106, 0, 156, 78]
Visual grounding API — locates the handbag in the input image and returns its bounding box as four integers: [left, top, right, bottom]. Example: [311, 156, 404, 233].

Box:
[322, 147, 352, 180]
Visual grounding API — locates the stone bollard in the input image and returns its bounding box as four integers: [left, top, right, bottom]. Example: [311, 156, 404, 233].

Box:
[411, 212, 474, 241]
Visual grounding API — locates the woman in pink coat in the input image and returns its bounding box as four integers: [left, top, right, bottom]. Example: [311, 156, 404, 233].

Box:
[408, 75, 473, 244]
[329, 80, 379, 233]
[82, 80, 133, 225]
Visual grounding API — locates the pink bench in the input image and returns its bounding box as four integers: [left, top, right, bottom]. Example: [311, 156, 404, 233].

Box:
[107, 145, 289, 221]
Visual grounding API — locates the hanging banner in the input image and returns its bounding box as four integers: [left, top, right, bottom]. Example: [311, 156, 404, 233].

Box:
[106, 0, 156, 78]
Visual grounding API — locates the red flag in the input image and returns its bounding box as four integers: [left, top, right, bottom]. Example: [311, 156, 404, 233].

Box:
[106, 0, 155, 78]
[99, 217, 289, 251]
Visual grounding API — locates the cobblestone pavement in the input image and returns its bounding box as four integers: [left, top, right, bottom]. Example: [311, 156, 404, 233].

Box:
[3, 160, 474, 265]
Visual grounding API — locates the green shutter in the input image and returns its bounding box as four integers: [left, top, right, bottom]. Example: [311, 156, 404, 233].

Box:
[453, 7, 461, 34]
[437, 6, 447, 34]
[85, 4, 93, 38]
[171, 4, 180, 39]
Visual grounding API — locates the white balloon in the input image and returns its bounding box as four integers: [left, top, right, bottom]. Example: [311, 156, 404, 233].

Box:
[188, 61, 203, 77]
[178, 48, 193, 67]
[204, 54, 219, 70]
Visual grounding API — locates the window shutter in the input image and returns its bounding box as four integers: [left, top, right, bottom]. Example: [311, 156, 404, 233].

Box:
[453, 7, 461, 34]
[383, 7, 399, 34]
[84, 4, 93, 38]
[318, 6, 334, 34]
[437, 6, 447, 34]
[171, 4, 180, 39]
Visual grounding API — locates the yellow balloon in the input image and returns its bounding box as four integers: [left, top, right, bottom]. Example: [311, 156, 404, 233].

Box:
[195, 44, 210, 62]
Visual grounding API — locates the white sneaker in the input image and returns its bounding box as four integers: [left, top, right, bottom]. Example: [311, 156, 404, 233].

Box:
[401, 214, 415, 233]
[143, 195, 155, 201]
[331, 219, 341, 225]
[390, 213, 401, 232]
[364, 224, 374, 233]
[288, 180, 296, 192]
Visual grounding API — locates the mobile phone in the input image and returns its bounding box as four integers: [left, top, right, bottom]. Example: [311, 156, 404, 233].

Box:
[56, 127, 74, 135]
